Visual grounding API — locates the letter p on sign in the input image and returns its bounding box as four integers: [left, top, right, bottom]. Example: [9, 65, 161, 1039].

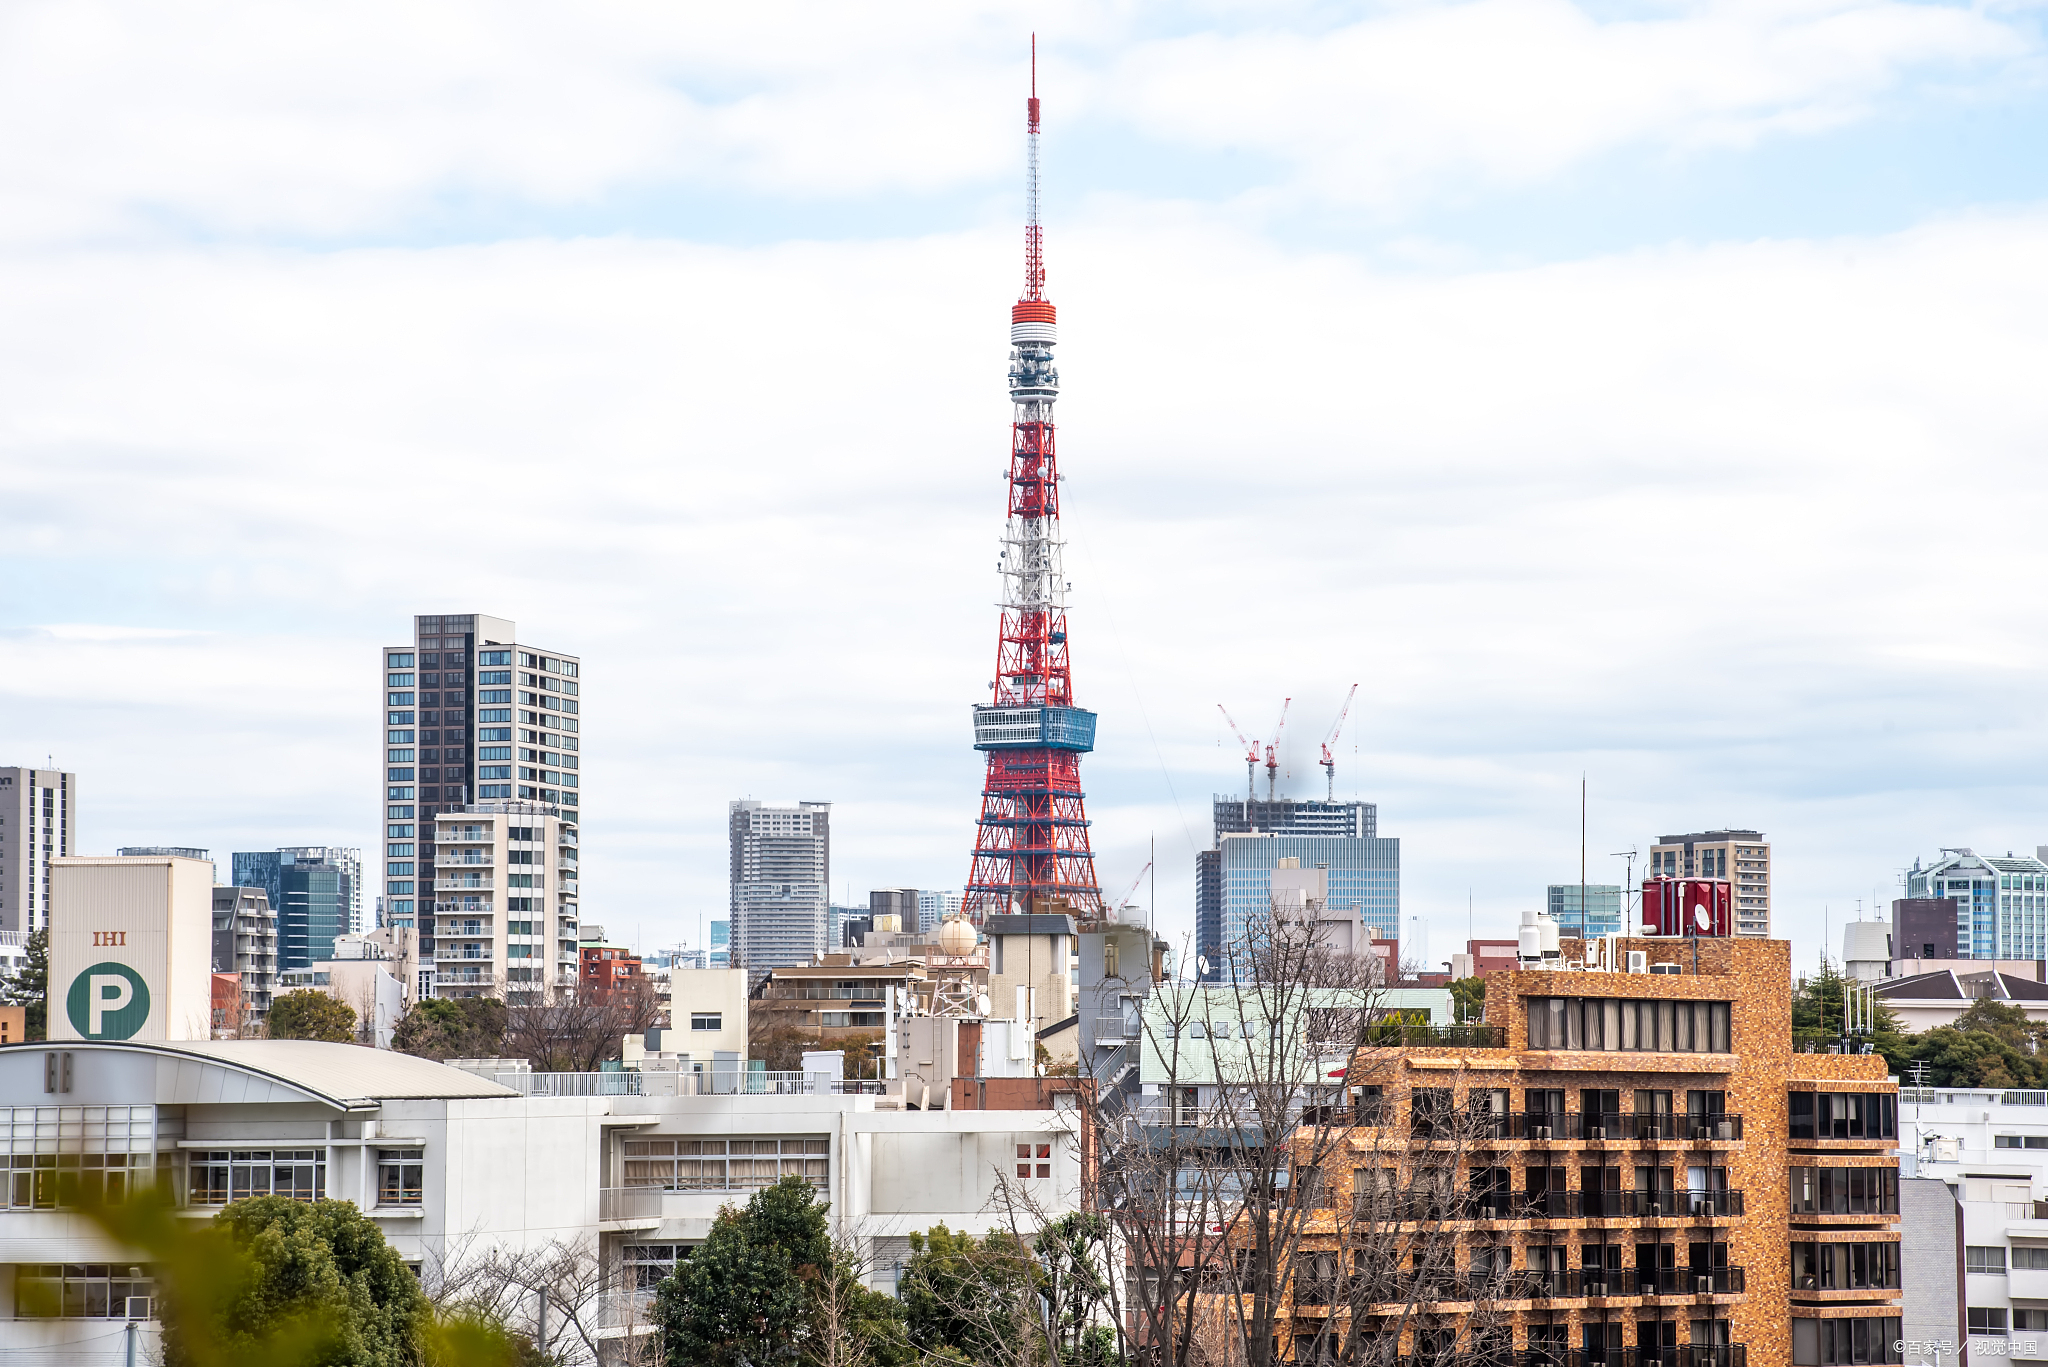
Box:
[89, 975, 133, 1034]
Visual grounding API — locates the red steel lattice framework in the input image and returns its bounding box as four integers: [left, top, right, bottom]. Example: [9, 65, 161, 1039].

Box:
[963, 46, 1105, 925]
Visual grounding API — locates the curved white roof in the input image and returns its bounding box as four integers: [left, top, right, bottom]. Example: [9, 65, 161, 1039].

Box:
[57, 1040, 520, 1109]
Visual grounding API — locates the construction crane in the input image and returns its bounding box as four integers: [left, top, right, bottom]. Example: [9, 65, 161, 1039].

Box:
[1217, 704, 1258, 799]
[1114, 858, 1154, 915]
[1263, 697, 1291, 800]
[1317, 684, 1359, 801]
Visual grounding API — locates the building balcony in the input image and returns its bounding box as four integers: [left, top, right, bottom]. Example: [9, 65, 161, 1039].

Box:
[438, 854, 494, 867]
[436, 877, 492, 890]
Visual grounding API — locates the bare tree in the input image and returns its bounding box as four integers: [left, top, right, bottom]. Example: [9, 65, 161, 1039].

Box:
[423, 1232, 646, 1366]
[1093, 900, 1510, 1367]
[503, 979, 662, 1072]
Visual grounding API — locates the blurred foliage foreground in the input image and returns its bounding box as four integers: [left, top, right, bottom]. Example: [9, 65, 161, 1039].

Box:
[57, 1184, 532, 1367]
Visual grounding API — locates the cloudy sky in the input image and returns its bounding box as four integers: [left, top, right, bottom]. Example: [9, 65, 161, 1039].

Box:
[5, 0, 2047, 971]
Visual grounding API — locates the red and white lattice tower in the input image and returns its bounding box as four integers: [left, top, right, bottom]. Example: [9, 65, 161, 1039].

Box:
[963, 45, 1105, 925]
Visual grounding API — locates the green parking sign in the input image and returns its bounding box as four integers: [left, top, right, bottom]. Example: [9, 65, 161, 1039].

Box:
[65, 963, 151, 1040]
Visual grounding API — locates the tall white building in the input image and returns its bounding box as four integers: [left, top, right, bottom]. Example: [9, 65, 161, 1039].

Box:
[0, 766, 76, 935]
[380, 614, 582, 980]
[426, 802, 579, 1000]
[728, 800, 830, 975]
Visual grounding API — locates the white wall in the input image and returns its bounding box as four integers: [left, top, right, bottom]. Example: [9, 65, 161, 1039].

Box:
[48, 856, 214, 1041]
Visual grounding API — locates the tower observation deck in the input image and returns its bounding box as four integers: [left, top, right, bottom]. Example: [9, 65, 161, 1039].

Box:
[964, 48, 1105, 925]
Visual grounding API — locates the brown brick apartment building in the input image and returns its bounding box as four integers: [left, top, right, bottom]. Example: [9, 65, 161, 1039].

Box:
[1273, 935, 1898, 1367]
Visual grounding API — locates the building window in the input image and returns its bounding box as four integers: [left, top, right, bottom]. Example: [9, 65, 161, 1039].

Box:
[2015, 1249, 2048, 1271]
[3, 1106, 161, 1209]
[14, 1264, 155, 1319]
[188, 1150, 326, 1205]
[1793, 1317, 1903, 1364]
[1788, 1093, 1898, 1141]
[377, 1149, 423, 1207]
[620, 1138, 828, 1190]
[624, 1243, 687, 1291]
[1016, 1141, 1052, 1179]
[1995, 1135, 2048, 1149]
[1970, 1308, 2010, 1336]
[1969, 1246, 2009, 1274]
[1524, 997, 1731, 1052]
[690, 1013, 722, 1032]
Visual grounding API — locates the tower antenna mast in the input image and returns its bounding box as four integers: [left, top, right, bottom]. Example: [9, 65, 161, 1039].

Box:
[964, 40, 1104, 926]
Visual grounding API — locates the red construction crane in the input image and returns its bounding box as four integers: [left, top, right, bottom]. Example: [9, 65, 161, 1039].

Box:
[1263, 697, 1291, 800]
[1217, 704, 1259, 799]
[1318, 684, 1360, 800]
[1114, 858, 1154, 913]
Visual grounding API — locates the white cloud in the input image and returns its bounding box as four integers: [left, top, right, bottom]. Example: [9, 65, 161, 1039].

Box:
[1106, 0, 2030, 206]
[7, 203, 2048, 964]
[0, 0, 2028, 243]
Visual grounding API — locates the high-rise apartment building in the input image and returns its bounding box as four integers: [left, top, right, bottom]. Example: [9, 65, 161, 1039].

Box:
[1905, 849, 2048, 960]
[1650, 831, 1771, 936]
[231, 848, 361, 972]
[380, 614, 582, 987]
[428, 803, 579, 999]
[0, 766, 76, 934]
[211, 886, 279, 1018]
[1548, 883, 1625, 940]
[1196, 797, 1395, 981]
[729, 800, 830, 976]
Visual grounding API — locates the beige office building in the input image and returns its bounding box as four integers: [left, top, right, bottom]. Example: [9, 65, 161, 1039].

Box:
[1650, 829, 1772, 937]
[47, 855, 215, 1042]
[428, 803, 580, 999]
[0, 766, 76, 935]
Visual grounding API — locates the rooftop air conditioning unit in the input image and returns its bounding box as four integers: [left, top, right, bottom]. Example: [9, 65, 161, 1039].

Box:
[1627, 951, 1649, 974]
[125, 1297, 155, 1321]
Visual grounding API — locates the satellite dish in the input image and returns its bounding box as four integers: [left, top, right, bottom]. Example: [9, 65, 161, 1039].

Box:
[1197, 955, 1211, 978]
[1693, 904, 1710, 932]
[974, 992, 992, 1017]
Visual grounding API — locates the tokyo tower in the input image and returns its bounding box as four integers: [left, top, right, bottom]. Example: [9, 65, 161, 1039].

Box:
[964, 45, 1105, 925]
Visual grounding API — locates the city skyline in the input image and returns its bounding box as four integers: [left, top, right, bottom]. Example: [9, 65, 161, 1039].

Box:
[9, 11, 2048, 972]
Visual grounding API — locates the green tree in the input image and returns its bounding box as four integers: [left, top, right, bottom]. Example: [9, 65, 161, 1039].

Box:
[1447, 975, 1486, 1024]
[266, 990, 358, 1043]
[656, 1175, 832, 1367]
[1, 926, 48, 1040]
[173, 1196, 432, 1367]
[393, 996, 507, 1060]
[899, 1224, 1037, 1365]
[1907, 1000, 2048, 1088]
[1791, 961, 1911, 1072]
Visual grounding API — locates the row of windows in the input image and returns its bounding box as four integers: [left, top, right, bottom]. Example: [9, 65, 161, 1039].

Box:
[1789, 1093, 1898, 1141]
[1524, 998, 1733, 1053]
[15, 1265, 153, 1320]
[1792, 1317, 1900, 1365]
[1970, 1307, 2048, 1333]
[621, 1137, 829, 1190]
[1967, 1245, 2048, 1272]
[1790, 1241, 1899, 1290]
[1790, 1166, 1899, 1214]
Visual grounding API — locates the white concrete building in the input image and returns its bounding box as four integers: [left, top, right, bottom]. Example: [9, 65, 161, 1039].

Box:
[1898, 1086, 2048, 1364]
[429, 804, 580, 1001]
[276, 935, 408, 1048]
[0, 1039, 1083, 1365]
